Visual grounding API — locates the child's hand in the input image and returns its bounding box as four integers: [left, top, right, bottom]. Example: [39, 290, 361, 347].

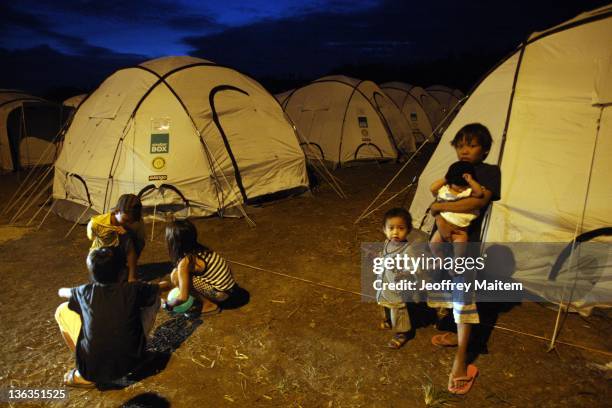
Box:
[115, 226, 127, 235]
[462, 173, 474, 183]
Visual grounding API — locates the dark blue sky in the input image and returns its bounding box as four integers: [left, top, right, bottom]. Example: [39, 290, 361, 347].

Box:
[1, 0, 609, 96]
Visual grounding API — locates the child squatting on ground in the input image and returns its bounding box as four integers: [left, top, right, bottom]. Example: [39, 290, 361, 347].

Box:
[55, 247, 170, 388]
[86, 194, 145, 282]
[427, 123, 501, 395]
[164, 219, 237, 315]
[375, 207, 416, 350]
[429, 160, 483, 257]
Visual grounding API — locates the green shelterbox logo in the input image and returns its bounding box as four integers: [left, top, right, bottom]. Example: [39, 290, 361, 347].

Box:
[150, 133, 169, 153]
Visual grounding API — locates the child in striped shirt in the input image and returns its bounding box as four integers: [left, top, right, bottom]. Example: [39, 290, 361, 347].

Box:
[164, 219, 236, 315]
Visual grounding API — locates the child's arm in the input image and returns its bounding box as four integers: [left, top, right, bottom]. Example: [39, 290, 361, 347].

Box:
[166, 258, 192, 307]
[429, 178, 446, 197]
[158, 281, 172, 291]
[431, 188, 492, 215]
[58, 288, 72, 298]
[463, 174, 484, 198]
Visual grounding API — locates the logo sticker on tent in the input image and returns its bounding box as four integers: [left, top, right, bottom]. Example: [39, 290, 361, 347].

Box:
[150, 133, 169, 153]
[150, 118, 170, 153]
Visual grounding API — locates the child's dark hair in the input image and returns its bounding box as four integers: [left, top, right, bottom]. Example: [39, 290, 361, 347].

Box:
[165, 219, 210, 266]
[115, 194, 142, 221]
[445, 161, 476, 187]
[450, 123, 492, 158]
[87, 247, 126, 284]
[382, 207, 412, 229]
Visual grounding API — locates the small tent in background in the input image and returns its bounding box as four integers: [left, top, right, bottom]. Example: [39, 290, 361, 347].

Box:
[410, 5, 612, 313]
[381, 82, 435, 142]
[426, 85, 463, 115]
[63, 94, 88, 109]
[408, 86, 444, 129]
[0, 90, 69, 172]
[281, 75, 415, 167]
[53, 56, 308, 222]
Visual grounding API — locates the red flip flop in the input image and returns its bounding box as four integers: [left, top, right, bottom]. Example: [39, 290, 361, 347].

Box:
[448, 364, 478, 395]
[431, 332, 458, 347]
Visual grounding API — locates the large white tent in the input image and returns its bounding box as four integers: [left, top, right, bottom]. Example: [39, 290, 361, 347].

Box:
[381, 82, 435, 142]
[409, 6, 612, 311]
[0, 90, 66, 172]
[53, 56, 308, 221]
[281, 75, 415, 167]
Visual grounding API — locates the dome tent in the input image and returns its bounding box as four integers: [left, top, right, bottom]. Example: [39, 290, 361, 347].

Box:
[409, 6, 612, 312]
[53, 56, 308, 221]
[0, 90, 68, 172]
[381, 82, 435, 142]
[426, 84, 463, 115]
[408, 86, 444, 129]
[280, 75, 416, 168]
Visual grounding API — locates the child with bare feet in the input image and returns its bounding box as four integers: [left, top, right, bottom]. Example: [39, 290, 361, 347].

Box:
[376, 208, 415, 349]
[164, 219, 236, 315]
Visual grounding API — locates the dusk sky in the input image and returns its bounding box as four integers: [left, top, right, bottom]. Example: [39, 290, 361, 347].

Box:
[1, 0, 609, 96]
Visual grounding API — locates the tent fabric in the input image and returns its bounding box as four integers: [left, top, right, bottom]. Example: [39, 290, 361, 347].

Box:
[381, 82, 435, 142]
[281, 75, 415, 167]
[409, 6, 612, 311]
[63, 94, 88, 109]
[426, 85, 463, 116]
[274, 90, 294, 106]
[0, 90, 62, 171]
[408, 86, 444, 129]
[53, 56, 308, 220]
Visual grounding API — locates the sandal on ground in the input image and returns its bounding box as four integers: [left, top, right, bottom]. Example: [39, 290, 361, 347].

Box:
[431, 332, 458, 347]
[63, 368, 95, 389]
[379, 320, 392, 330]
[387, 333, 408, 349]
[201, 305, 221, 316]
[448, 364, 478, 395]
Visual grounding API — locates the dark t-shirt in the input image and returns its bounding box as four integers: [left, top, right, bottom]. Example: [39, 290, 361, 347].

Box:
[68, 281, 159, 382]
[468, 162, 501, 242]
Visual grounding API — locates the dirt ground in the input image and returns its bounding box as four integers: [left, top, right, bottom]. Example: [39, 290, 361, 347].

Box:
[0, 147, 610, 407]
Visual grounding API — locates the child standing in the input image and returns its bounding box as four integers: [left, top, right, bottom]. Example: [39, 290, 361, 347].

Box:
[428, 123, 501, 394]
[55, 247, 168, 387]
[376, 207, 415, 349]
[165, 220, 237, 315]
[429, 161, 483, 254]
[87, 194, 145, 282]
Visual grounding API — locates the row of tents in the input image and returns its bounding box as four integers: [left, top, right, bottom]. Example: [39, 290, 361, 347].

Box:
[3, 5, 611, 314]
[275, 79, 463, 166]
[4, 59, 461, 221]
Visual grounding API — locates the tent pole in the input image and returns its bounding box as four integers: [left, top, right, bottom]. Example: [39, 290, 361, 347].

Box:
[359, 178, 417, 221]
[354, 140, 427, 224]
[548, 106, 603, 351]
[10, 178, 53, 224]
[36, 199, 58, 230]
[3, 165, 52, 216]
[64, 205, 91, 238]
[151, 202, 158, 242]
[26, 194, 51, 226]
[198, 131, 256, 227]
